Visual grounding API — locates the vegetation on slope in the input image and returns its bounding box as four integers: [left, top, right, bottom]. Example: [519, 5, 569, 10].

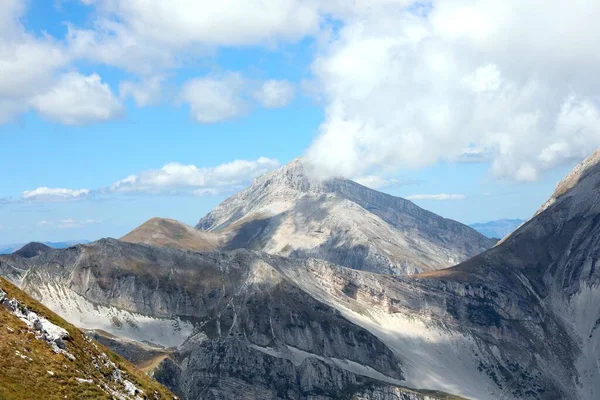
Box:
[0, 277, 176, 400]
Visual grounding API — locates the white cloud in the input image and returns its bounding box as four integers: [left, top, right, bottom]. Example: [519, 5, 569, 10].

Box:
[181, 73, 248, 123]
[407, 194, 466, 201]
[254, 80, 295, 108]
[119, 75, 163, 107]
[38, 218, 102, 229]
[67, 0, 321, 74]
[30, 72, 124, 125]
[181, 74, 298, 122]
[305, 0, 600, 182]
[0, 1, 70, 124]
[22, 187, 90, 202]
[353, 175, 399, 189]
[110, 157, 279, 194]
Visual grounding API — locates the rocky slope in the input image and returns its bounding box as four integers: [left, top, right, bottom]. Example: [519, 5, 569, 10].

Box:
[0, 277, 176, 400]
[193, 158, 494, 275]
[0, 240, 459, 400]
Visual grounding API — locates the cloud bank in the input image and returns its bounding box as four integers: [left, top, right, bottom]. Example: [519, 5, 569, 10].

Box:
[305, 0, 600, 182]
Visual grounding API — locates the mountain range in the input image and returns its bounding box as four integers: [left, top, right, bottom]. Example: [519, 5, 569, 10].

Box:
[1, 150, 599, 399]
[125, 159, 495, 275]
[0, 240, 89, 255]
[469, 219, 526, 239]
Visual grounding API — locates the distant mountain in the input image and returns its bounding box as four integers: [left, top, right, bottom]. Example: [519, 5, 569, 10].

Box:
[13, 242, 53, 258]
[0, 277, 175, 399]
[469, 218, 525, 239]
[192, 158, 495, 275]
[0, 240, 89, 255]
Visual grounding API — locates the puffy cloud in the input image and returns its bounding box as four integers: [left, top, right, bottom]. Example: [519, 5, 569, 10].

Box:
[305, 0, 600, 182]
[21, 158, 279, 200]
[181, 73, 248, 123]
[0, 4, 124, 126]
[254, 80, 295, 108]
[30, 72, 124, 125]
[67, 0, 321, 73]
[110, 157, 279, 194]
[407, 194, 466, 201]
[22, 187, 90, 202]
[181, 74, 298, 123]
[119, 75, 163, 107]
[0, 1, 70, 123]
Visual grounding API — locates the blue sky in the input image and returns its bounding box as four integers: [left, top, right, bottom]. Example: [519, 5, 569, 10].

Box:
[0, 1, 598, 244]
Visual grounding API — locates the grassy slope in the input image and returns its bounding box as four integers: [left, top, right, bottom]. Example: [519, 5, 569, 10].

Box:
[0, 277, 176, 400]
[121, 217, 221, 252]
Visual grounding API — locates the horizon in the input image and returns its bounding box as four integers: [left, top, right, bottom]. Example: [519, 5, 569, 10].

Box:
[1, 1, 599, 244]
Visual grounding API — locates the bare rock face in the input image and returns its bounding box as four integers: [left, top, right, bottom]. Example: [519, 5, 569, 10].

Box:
[1, 240, 421, 399]
[195, 158, 495, 275]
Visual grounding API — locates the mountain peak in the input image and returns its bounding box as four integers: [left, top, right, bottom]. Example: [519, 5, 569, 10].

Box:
[122, 217, 220, 252]
[537, 148, 600, 214]
[14, 242, 53, 258]
[196, 158, 495, 274]
[255, 157, 324, 193]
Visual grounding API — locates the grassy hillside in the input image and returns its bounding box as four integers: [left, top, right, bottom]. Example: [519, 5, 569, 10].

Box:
[0, 277, 176, 400]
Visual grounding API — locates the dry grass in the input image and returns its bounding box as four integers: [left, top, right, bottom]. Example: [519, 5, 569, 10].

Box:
[121, 217, 221, 252]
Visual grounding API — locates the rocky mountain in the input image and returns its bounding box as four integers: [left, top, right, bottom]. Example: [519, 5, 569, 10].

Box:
[0, 240, 461, 400]
[2, 149, 599, 400]
[0, 277, 176, 400]
[469, 219, 525, 239]
[192, 158, 495, 275]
